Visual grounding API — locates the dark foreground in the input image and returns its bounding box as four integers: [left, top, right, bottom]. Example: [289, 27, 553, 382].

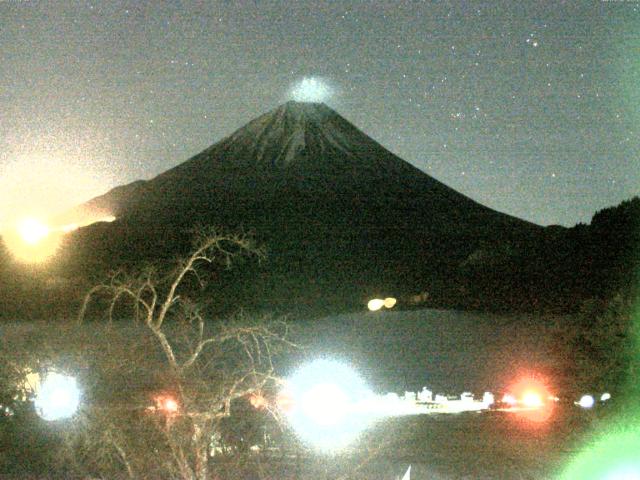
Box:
[210, 405, 599, 480]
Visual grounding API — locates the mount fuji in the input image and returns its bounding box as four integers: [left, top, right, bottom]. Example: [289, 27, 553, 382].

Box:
[58, 101, 542, 312]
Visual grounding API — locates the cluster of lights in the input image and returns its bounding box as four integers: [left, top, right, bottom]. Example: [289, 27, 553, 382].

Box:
[277, 362, 621, 452]
[575, 393, 611, 409]
[500, 389, 611, 411]
[367, 297, 397, 311]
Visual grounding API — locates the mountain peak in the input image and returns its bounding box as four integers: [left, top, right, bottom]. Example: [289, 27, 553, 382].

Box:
[269, 100, 336, 125]
[281, 99, 327, 108]
[220, 100, 352, 168]
[59, 101, 540, 314]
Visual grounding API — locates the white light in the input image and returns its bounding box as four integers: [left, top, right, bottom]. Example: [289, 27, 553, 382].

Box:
[601, 392, 611, 402]
[577, 394, 595, 409]
[289, 77, 333, 103]
[60, 223, 79, 233]
[283, 359, 373, 451]
[368, 299, 385, 311]
[33, 372, 81, 421]
[482, 392, 495, 406]
[522, 391, 543, 408]
[300, 383, 349, 427]
[17, 218, 50, 245]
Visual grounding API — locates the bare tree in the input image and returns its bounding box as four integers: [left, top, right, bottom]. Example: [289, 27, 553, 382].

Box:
[77, 227, 295, 480]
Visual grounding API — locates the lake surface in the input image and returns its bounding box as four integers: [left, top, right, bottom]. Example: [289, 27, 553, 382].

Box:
[293, 308, 571, 395]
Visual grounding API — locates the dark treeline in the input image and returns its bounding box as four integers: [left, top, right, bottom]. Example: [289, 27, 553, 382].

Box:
[457, 196, 640, 313]
[0, 197, 637, 320]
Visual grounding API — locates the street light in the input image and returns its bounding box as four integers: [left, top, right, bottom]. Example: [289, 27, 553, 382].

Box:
[577, 394, 595, 409]
[281, 358, 375, 452]
[33, 372, 81, 421]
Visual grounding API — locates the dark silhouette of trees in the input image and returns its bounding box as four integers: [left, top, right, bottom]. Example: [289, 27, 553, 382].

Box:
[1, 228, 295, 480]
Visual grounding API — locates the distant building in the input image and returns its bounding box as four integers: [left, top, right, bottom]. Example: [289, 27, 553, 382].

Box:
[417, 387, 432, 403]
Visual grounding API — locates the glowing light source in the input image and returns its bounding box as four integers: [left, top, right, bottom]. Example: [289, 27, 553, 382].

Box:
[281, 359, 374, 451]
[384, 297, 397, 309]
[522, 390, 543, 408]
[601, 393, 612, 402]
[152, 394, 180, 415]
[17, 218, 50, 245]
[506, 376, 555, 423]
[249, 393, 268, 410]
[289, 77, 333, 102]
[33, 372, 81, 421]
[578, 394, 595, 409]
[367, 298, 385, 311]
[3, 217, 62, 263]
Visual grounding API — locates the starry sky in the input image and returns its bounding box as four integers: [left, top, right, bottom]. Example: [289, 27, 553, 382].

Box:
[1, 0, 638, 227]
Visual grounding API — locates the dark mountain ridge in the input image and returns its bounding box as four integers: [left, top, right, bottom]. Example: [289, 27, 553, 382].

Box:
[63, 102, 535, 235]
[50, 101, 545, 313]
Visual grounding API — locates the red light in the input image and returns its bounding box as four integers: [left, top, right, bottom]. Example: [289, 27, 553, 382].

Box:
[507, 376, 555, 423]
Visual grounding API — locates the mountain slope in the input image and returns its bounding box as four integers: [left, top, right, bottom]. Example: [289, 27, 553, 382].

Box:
[59, 101, 542, 312]
[65, 102, 533, 231]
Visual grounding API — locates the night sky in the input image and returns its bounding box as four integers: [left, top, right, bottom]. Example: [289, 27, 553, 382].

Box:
[1, 0, 638, 227]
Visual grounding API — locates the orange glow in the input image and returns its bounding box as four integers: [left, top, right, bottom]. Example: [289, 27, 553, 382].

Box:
[522, 390, 543, 408]
[153, 394, 179, 415]
[3, 218, 62, 263]
[507, 376, 555, 423]
[249, 393, 268, 410]
[162, 398, 179, 413]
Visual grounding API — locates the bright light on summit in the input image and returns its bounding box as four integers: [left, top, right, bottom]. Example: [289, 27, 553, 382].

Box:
[289, 77, 333, 102]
